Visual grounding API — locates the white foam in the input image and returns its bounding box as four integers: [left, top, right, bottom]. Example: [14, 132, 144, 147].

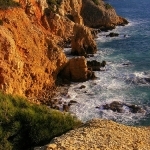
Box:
[63, 48, 74, 59]
[58, 58, 150, 124]
[57, 19, 150, 125]
[119, 71, 150, 85]
[55, 67, 149, 125]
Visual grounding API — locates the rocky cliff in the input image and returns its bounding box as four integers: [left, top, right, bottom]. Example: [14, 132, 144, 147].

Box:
[0, 0, 128, 102]
[0, 7, 67, 102]
[81, 0, 128, 30]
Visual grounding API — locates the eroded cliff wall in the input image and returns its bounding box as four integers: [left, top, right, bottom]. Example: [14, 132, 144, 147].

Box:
[0, 6, 67, 102]
[0, 0, 128, 102]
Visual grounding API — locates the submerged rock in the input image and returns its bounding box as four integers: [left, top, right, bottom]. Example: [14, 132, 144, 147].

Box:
[122, 63, 132, 66]
[106, 32, 119, 37]
[98, 101, 146, 113]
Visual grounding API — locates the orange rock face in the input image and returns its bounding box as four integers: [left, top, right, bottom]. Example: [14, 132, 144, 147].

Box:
[0, 0, 128, 102]
[60, 57, 95, 82]
[0, 7, 67, 101]
[0, 0, 85, 101]
[59, 0, 83, 25]
[71, 24, 97, 56]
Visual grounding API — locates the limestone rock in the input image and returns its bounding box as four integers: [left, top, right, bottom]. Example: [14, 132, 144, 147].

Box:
[19, 0, 48, 22]
[41, 11, 74, 39]
[71, 24, 97, 56]
[46, 143, 57, 150]
[0, 8, 67, 102]
[18, 0, 74, 40]
[60, 57, 94, 82]
[81, 0, 128, 29]
[59, 0, 83, 25]
[36, 119, 150, 150]
[41, 0, 83, 40]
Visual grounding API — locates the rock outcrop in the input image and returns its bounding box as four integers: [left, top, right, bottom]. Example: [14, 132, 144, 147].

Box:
[60, 56, 95, 82]
[106, 32, 119, 37]
[41, 0, 84, 40]
[58, 0, 83, 25]
[81, 0, 128, 30]
[71, 24, 97, 56]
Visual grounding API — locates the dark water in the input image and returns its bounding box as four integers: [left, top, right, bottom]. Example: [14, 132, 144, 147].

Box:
[62, 0, 150, 126]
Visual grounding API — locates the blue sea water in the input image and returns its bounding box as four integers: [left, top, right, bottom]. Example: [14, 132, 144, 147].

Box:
[60, 0, 150, 126]
[97, 0, 150, 125]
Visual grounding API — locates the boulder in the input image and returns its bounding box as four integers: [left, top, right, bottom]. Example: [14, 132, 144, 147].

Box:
[87, 60, 106, 71]
[87, 60, 101, 71]
[71, 24, 97, 56]
[63, 102, 70, 112]
[60, 57, 95, 82]
[68, 100, 78, 106]
[106, 32, 119, 37]
[101, 60, 106, 67]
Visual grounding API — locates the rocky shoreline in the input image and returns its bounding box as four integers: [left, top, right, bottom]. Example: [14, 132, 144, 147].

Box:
[35, 119, 150, 150]
[0, 0, 128, 101]
[2, 1, 149, 149]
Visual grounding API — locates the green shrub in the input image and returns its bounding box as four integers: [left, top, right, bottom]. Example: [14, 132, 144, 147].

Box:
[0, 0, 20, 9]
[47, 0, 58, 6]
[105, 3, 113, 9]
[45, 0, 62, 14]
[0, 92, 81, 150]
[92, 0, 99, 5]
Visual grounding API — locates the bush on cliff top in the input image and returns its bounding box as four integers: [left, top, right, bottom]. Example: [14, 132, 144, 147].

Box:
[0, 92, 81, 150]
[92, 0, 99, 5]
[105, 3, 113, 9]
[0, 0, 20, 9]
[46, 0, 62, 6]
[45, 0, 62, 14]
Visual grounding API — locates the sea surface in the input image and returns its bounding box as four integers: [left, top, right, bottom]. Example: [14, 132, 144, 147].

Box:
[60, 0, 150, 126]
